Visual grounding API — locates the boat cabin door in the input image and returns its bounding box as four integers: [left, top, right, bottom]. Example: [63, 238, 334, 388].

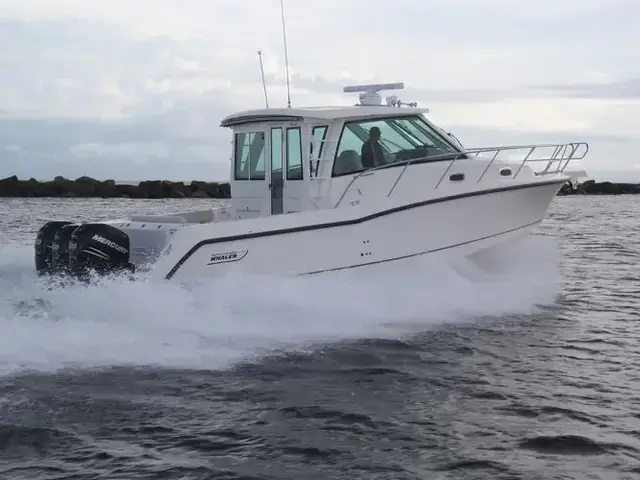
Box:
[231, 122, 307, 219]
[268, 123, 306, 215]
[268, 126, 285, 215]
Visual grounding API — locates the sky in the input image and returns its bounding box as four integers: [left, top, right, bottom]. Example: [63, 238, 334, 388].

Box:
[0, 0, 638, 182]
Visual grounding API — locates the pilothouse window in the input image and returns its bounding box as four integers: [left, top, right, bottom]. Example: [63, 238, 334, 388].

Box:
[310, 125, 328, 177]
[234, 131, 266, 180]
[311, 126, 328, 157]
[332, 115, 460, 177]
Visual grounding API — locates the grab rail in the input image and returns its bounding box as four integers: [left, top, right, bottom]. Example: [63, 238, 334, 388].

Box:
[333, 142, 589, 208]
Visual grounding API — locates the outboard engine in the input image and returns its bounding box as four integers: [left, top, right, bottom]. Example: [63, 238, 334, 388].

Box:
[68, 223, 135, 278]
[35, 220, 74, 276]
[51, 223, 80, 273]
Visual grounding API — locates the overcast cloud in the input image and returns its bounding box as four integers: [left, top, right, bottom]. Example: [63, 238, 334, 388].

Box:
[0, 0, 638, 182]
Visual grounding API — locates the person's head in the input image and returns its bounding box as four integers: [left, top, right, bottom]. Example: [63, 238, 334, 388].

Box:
[369, 126, 381, 141]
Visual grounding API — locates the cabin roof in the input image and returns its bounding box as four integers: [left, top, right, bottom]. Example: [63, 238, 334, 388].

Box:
[220, 106, 430, 127]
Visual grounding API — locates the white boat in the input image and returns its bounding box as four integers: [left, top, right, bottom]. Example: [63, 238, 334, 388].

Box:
[34, 82, 589, 283]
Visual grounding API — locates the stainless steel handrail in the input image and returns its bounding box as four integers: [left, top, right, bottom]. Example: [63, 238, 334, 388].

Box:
[333, 142, 589, 208]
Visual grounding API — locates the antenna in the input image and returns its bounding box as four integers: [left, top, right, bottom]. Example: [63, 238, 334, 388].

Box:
[257, 50, 269, 108]
[280, 0, 292, 108]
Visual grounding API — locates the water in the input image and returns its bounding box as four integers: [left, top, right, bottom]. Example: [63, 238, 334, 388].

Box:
[0, 196, 638, 480]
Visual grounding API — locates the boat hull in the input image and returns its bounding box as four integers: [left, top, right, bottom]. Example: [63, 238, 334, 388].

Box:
[155, 178, 564, 282]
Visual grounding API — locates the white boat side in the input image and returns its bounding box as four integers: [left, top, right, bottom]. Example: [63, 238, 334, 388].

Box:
[153, 175, 565, 282]
[34, 83, 589, 282]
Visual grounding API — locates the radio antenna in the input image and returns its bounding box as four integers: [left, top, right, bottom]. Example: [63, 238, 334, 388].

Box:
[280, 0, 292, 108]
[257, 50, 269, 108]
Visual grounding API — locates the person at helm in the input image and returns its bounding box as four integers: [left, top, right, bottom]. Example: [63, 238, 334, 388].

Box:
[360, 126, 386, 169]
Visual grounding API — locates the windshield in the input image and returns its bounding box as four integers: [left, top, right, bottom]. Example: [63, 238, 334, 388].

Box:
[332, 115, 462, 176]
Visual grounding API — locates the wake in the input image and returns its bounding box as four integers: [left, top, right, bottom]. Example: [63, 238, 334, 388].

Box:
[0, 235, 562, 376]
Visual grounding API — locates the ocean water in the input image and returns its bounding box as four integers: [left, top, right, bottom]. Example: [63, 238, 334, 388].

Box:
[0, 196, 638, 480]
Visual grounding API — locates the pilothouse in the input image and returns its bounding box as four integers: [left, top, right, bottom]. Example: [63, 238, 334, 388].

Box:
[33, 81, 589, 283]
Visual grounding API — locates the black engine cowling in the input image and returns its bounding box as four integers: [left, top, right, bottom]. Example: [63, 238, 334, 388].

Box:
[68, 223, 135, 278]
[35, 220, 74, 276]
[52, 223, 80, 273]
[35, 221, 135, 279]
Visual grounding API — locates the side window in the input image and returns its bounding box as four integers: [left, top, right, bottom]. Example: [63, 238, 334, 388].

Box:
[364, 120, 419, 153]
[286, 127, 303, 180]
[234, 131, 265, 180]
[332, 116, 459, 178]
[332, 126, 367, 177]
[311, 126, 328, 157]
[335, 126, 364, 158]
[371, 121, 412, 152]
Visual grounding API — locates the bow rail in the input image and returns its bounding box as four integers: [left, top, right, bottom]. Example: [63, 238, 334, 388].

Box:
[333, 142, 589, 208]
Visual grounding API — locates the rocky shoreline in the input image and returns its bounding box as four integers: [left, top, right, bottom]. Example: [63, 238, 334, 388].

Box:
[557, 179, 640, 195]
[1, 175, 639, 198]
[0, 175, 230, 199]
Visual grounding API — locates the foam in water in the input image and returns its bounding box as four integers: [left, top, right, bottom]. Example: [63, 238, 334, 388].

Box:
[0, 235, 562, 377]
